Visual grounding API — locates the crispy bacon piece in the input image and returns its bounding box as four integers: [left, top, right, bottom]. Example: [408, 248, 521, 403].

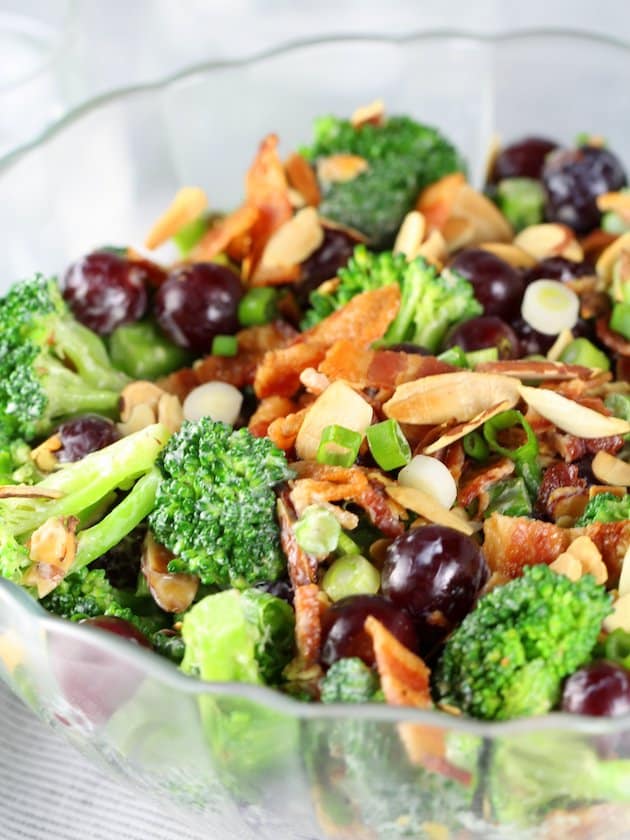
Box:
[365, 617, 471, 784]
[248, 396, 296, 438]
[277, 495, 318, 587]
[192, 205, 258, 261]
[254, 341, 328, 399]
[294, 583, 323, 665]
[546, 431, 625, 463]
[457, 458, 515, 514]
[440, 441, 466, 485]
[535, 462, 587, 520]
[284, 152, 321, 207]
[318, 340, 454, 389]
[483, 513, 572, 584]
[597, 315, 630, 357]
[267, 408, 307, 451]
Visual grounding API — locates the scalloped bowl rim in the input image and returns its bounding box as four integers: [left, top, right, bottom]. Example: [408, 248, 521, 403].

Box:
[1, 27, 630, 737]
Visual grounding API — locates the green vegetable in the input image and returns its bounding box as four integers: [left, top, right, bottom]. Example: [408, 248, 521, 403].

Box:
[595, 628, 630, 670]
[320, 658, 381, 703]
[437, 345, 468, 368]
[316, 424, 362, 468]
[294, 504, 341, 558]
[302, 114, 463, 246]
[109, 319, 190, 379]
[180, 588, 295, 685]
[322, 554, 381, 601]
[172, 215, 210, 255]
[211, 334, 238, 357]
[0, 275, 129, 441]
[463, 431, 489, 461]
[483, 409, 541, 497]
[238, 286, 279, 327]
[149, 418, 293, 587]
[489, 733, 630, 826]
[484, 476, 533, 518]
[494, 177, 545, 231]
[303, 246, 482, 352]
[610, 302, 630, 340]
[366, 419, 411, 471]
[0, 433, 41, 486]
[435, 564, 612, 720]
[559, 337, 610, 371]
[464, 346, 499, 366]
[576, 492, 630, 526]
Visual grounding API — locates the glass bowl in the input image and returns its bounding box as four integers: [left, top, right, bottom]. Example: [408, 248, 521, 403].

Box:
[1, 31, 630, 839]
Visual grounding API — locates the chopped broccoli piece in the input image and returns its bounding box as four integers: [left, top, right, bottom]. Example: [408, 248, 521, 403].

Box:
[576, 492, 630, 526]
[42, 565, 170, 639]
[149, 418, 294, 588]
[320, 658, 381, 704]
[489, 733, 630, 826]
[180, 588, 295, 685]
[484, 476, 533, 518]
[302, 246, 482, 352]
[302, 114, 463, 246]
[435, 564, 612, 720]
[0, 275, 129, 441]
[605, 393, 630, 442]
[0, 432, 41, 485]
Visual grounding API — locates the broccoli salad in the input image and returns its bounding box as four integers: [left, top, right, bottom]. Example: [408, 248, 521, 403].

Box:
[1, 101, 630, 748]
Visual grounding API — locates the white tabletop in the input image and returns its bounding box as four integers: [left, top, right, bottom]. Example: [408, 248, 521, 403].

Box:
[1, 2, 629, 838]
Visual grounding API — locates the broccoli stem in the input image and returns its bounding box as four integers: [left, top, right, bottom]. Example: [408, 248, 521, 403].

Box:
[73, 468, 160, 570]
[42, 359, 121, 420]
[52, 318, 129, 391]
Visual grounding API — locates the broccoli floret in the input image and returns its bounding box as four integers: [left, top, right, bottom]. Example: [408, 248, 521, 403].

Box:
[180, 588, 295, 685]
[42, 566, 170, 639]
[0, 424, 169, 590]
[302, 115, 463, 246]
[320, 658, 381, 704]
[0, 432, 41, 485]
[0, 275, 128, 441]
[149, 418, 294, 587]
[302, 245, 482, 351]
[576, 492, 630, 526]
[489, 733, 630, 826]
[435, 564, 612, 720]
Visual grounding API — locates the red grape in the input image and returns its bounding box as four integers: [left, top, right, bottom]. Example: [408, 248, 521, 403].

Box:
[63, 250, 149, 334]
[298, 228, 357, 302]
[449, 249, 525, 319]
[56, 414, 119, 462]
[542, 146, 627, 234]
[321, 594, 418, 667]
[445, 315, 520, 359]
[81, 616, 151, 648]
[387, 342, 432, 356]
[381, 525, 488, 651]
[562, 661, 630, 717]
[511, 317, 555, 356]
[490, 136, 559, 182]
[523, 256, 595, 285]
[153, 262, 242, 353]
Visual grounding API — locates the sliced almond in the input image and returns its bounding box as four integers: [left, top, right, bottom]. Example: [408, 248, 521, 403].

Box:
[476, 359, 594, 381]
[383, 372, 520, 425]
[580, 229, 619, 264]
[24, 516, 78, 598]
[423, 400, 512, 454]
[589, 484, 626, 500]
[119, 380, 165, 422]
[591, 451, 630, 487]
[479, 242, 537, 268]
[619, 545, 630, 597]
[142, 533, 199, 613]
[287, 188, 306, 209]
[31, 434, 62, 473]
[597, 191, 630, 217]
[442, 216, 475, 252]
[295, 380, 372, 461]
[393, 211, 426, 259]
[417, 229, 448, 266]
[284, 152, 321, 207]
[257, 206, 324, 274]
[546, 329, 575, 362]
[518, 384, 630, 438]
[596, 231, 630, 285]
[416, 173, 467, 231]
[604, 592, 630, 634]
[449, 184, 513, 245]
[144, 187, 208, 250]
[514, 223, 583, 262]
[386, 484, 475, 536]
[156, 393, 184, 434]
[351, 99, 385, 128]
[319, 216, 369, 243]
[0, 484, 63, 499]
[317, 154, 369, 184]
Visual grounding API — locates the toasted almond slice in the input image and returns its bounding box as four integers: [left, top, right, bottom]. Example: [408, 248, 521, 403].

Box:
[317, 154, 369, 184]
[319, 216, 369, 243]
[284, 152, 321, 207]
[386, 484, 475, 536]
[257, 206, 324, 273]
[580, 228, 620, 264]
[416, 173, 467, 231]
[597, 191, 630, 215]
[144, 187, 208, 250]
[514, 223, 583, 262]
[442, 216, 475, 252]
[589, 484, 626, 500]
[0, 485, 63, 499]
[619, 545, 630, 597]
[450, 184, 513, 244]
[596, 231, 630, 285]
[295, 380, 372, 461]
[31, 434, 62, 473]
[592, 451, 630, 487]
[423, 401, 512, 454]
[394, 211, 427, 259]
[546, 329, 575, 362]
[351, 99, 385, 127]
[604, 591, 630, 634]
[518, 384, 630, 438]
[479, 242, 537, 268]
[287, 188, 306, 208]
[119, 380, 164, 422]
[417, 229, 447, 266]
[383, 372, 520, 425]
[142, 533, 199, 613]
[476, 359, 594, 381]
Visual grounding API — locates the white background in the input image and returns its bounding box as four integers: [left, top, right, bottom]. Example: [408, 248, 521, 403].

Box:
[0, 2, 629, 839]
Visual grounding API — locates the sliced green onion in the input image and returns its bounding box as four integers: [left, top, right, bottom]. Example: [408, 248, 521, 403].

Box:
[337, 531, 361, 557]
[521, 280, 580, 336]
[366, 419, 411, 471]
[559, 337, 610, 371]
[294, 504, 341, 558]
[397, 454, 457, 509]
[437, 346, 468, 368]
[610, 303, 630, 341]
[484, 476, 533, 518]
[211, 334, 238, 357]
[238, 287, 279, 327]
[173, 216, 209, 255]
[495, 177, 545, 232]
[483, 410, 538, 464]
[463, 430, 489, 461]
[317, 425, 363, 468]
[465, 347, 499, 367]
[322, 554, 381, 602]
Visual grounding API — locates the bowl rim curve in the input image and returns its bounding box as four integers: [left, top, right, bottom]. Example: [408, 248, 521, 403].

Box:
[2, 27, 630, 735]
